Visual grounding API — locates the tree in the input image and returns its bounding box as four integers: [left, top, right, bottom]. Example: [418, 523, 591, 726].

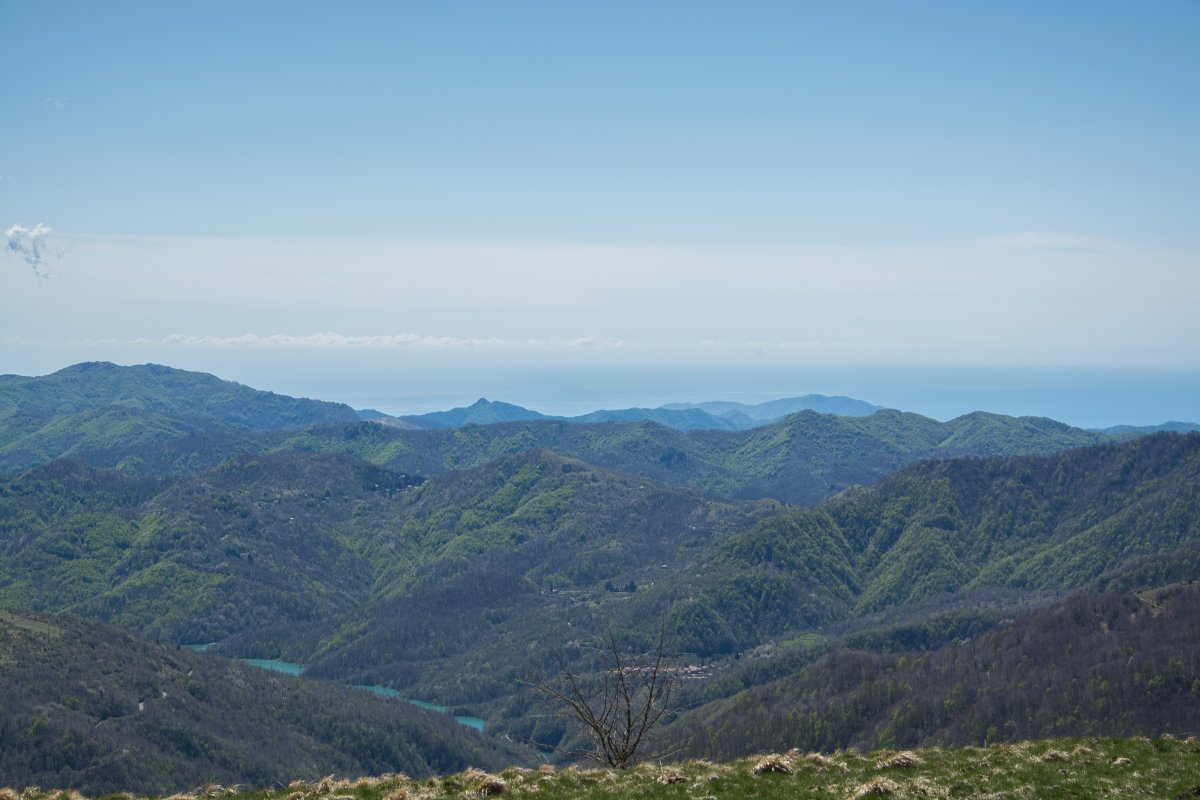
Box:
[528, 625, 676, 768]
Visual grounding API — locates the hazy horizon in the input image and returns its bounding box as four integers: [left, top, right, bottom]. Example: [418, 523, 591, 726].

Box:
[6, 358, 1198, 430]
[3, 3, 1197, 425]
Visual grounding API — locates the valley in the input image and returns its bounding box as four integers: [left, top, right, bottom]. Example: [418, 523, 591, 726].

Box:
[1, 363, 1197, 793]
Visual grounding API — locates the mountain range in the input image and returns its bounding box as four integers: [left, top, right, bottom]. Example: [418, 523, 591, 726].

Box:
[0, 360, 1197, 792]
[378, 393, 882, 432]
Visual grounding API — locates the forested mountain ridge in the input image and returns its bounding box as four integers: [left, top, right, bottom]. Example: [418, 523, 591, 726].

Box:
[0, 448, 769, 648]
[0, 362, 359, 429]
[577, 431, 1200, 665]
[2, 363, 1120, 508]
[0, 451, 422, 642]
[3, 434, 1194, 679]
[274, 408, 1109, 506]
[376, 393, 882, 432]
[666, 582, 1200, 759]
[3, 361, 1198, 786]
[0, 608, 527, 796]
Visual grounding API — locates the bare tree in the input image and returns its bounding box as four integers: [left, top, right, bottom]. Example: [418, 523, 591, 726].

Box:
[528, 625, 676, 769]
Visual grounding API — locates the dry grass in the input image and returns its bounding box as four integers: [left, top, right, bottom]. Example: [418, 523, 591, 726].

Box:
[6, 736, 1198, 800]
[477, 776, 506, 796]
[751, 754, 792, 775]
[654, 768, 685, 785]
[908, 778, 948, 797]
[877, 750, 922, 769]
[853, 777, 900, 797]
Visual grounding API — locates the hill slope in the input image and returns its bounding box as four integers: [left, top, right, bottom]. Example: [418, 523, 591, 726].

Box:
[0, 609, 527, 795]
[277, 408, 1110, 505]
[667, 582, 1200, 759]
[0, 362, 359, 429]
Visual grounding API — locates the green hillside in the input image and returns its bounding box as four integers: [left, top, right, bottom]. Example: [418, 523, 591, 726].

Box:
[0, 609, 526, 796]
[2, 426, 1197, 775]
[2, 363, 1115, 508]
[277, 408, 1110, 505]
[0, 362, 359, 428]
[0, 453, 421, 642]
[667, 582, 1200, 760]
[5, 738, 1198, 800]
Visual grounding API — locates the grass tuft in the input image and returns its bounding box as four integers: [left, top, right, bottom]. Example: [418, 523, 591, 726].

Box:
[853, 776, 900, 797]
[877, 751, 922, 769]
[655, 768, 686, 785]
[751, 755, 793, 775]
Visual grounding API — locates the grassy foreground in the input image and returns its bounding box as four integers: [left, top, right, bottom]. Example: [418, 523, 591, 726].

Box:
[4, 738, 1199, 800]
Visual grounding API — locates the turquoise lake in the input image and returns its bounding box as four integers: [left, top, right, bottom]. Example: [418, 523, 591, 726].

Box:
[208, 654, 486, 732]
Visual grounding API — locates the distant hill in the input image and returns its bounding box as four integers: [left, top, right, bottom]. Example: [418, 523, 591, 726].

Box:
[394, 398, 550, 429]
[0, 362, 358, 434]
[0, 609, 526, 795]
[389, 394, 882, 432]
[0, 362, 363, 476]
[274, 409, 1111, 506]
[1100, 421, 1200, 435]
[0, 364, 1125, 502]
[569, 406, 742, 431]
[664, 394, 881, 420]
[0, 362, 360, 429]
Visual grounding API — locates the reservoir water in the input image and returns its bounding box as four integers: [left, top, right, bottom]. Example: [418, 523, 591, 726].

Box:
[186, 650, 486, 732]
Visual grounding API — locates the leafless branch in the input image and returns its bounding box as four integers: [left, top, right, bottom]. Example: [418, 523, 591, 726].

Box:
[524, 623, 676, 768]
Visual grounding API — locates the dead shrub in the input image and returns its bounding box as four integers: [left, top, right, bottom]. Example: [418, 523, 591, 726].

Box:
[1039, 749, 1069, 762]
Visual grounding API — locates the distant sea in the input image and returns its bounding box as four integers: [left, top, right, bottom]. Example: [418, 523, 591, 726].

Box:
[276, 365, 1200, 430]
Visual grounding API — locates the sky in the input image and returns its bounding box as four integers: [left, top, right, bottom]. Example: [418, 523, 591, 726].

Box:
[2, 1, 1198, 424]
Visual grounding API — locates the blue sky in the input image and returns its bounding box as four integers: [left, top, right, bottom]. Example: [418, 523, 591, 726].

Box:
[2, 1, 1198, 422]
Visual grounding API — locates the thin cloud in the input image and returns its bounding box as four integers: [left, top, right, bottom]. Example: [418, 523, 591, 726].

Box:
[985, 231, 1122, 250]
[98, 332, 643, 350]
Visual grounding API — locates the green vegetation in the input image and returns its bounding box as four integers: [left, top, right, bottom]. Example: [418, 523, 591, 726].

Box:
[666, 582, 1200, 760]
[3, 435, 1197, 764]
[0, 610, 527, 796]
[2, 363, 1116, 507]
[0, 362, 358, 430]
[2, 363, 1199, 793]
[3, 738, 1198, 799]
